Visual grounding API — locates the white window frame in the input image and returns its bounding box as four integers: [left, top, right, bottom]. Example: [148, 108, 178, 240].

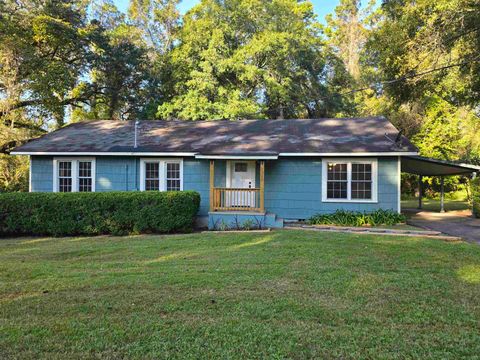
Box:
[322, 158, 378, 203]
[52, 157, 96, 192]
[139, 158, 183, 191]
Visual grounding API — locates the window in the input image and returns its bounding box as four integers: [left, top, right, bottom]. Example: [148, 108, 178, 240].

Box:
[327, 163, 347, 199]
[78, 161, 93, 192]
[234, 162, 248, 172]
[322, 159, 377, 202]
[53, 158, 96, 192]
[58, 161, 72, 192]
[140, 159, 183, 192]
[351, 163, 372, 199]
[166, 162, 181, 191]
[145, 162, 160, 190]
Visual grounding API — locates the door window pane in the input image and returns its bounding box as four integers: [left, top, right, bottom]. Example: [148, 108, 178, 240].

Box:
[234, 163, 247, 172]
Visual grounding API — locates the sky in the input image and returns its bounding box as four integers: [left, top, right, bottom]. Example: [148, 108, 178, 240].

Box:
[113, 0, 340, 24]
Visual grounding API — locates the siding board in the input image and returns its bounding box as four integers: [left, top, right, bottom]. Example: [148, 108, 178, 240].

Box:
[30, 156, 400, 220]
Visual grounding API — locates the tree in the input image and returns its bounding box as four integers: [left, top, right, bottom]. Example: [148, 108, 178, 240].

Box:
[325, 0, 374, 81]
[128, 0, 180, 54]
[362, 0, 480, 162]
[0, 0, 96, 128]
[72, 1, 150, 120]
[157, 0, 351, 120]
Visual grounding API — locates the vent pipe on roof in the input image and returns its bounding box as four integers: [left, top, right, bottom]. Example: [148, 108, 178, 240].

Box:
[134, 121, 139, 149]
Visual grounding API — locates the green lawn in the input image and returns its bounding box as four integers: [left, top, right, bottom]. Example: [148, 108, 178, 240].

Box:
[1, 231, 480, 359]
[402, 199, 470, 212]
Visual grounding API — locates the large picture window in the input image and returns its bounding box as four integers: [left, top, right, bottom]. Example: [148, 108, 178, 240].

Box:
[53, 158, 96, 192]
[140, 159, 183, 192]
[322, 159, 377, 202]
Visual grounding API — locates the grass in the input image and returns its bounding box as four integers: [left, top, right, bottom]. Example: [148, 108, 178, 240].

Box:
[402, 199, 470, 212]
[1, 230, 480, 359]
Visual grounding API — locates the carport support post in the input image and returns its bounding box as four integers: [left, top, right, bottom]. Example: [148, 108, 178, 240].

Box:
[440, 176, 445, 213]
[417, 175, 423, 209]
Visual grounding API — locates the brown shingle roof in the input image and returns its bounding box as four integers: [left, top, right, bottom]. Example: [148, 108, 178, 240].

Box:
[12, 117, 418, 155]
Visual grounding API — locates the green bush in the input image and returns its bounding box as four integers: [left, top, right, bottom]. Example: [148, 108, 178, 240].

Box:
[308, 209, 406, 227]
[0, 191, 200, 236]
[472, 178, 480, 218]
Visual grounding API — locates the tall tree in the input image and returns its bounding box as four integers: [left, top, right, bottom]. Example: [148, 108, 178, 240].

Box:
[157, 0, 351, 120]
[72, 0, 150, 120]
[325, 0, 374, 81]
[128, 0, 180, 54]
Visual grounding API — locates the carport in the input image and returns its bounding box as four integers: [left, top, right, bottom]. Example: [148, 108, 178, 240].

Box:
[401, 156, 480, 212]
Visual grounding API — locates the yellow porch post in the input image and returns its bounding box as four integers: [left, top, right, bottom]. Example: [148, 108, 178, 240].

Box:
[209, 160, 215, 212]
[259, 160, 265, 212]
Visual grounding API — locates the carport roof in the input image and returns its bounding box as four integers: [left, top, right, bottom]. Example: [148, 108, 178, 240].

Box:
[402, 156, 480, 176]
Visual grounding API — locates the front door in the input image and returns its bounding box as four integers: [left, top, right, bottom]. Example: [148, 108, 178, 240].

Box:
[228, 161, 256, 207]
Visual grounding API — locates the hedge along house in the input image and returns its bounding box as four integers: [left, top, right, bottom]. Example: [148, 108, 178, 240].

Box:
[11, 117, 479, 228]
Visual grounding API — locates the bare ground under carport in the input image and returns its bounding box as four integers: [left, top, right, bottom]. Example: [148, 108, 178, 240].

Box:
[406, 209, 480, 244]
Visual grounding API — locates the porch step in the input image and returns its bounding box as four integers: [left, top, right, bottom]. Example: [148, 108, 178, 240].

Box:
[265, 212, 284, 228]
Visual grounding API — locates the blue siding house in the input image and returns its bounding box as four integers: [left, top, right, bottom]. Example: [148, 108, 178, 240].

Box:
[13, 117, 420, 228]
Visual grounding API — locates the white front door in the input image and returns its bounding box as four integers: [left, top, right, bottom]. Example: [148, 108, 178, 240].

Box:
[228, 161, 256, 207]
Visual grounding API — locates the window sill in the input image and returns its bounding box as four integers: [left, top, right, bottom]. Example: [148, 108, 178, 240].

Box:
[322, 199, 378, 204]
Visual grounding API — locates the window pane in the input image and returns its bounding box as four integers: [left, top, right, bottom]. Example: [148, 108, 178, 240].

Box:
[79, 178, 92, 192]
[327, 163, 347, 181]
[146, 179, 159, 191]
[146, 163, 159, 180]
[166, 162, 181, 191]
[59, 177, 72, 192]
[167, 179, 180, 191]
[327, 180, 347, 199]
[167, 162, 180, 179]
[234, 163, 247, 172]
[58, 161, 72, 178]
[78, 161, 91, 178]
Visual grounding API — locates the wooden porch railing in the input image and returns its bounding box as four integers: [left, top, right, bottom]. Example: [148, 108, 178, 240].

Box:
[209, 160, 265, 212]
[212, 187, 261, 212]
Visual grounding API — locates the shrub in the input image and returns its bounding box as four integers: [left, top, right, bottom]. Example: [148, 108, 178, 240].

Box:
[308, 209, 406, 227]
[0, 191, 200, 237]
[472, 178, 480, 218]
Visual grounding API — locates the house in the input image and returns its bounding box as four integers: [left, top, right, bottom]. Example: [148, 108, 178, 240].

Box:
[11, 117, 479, 228]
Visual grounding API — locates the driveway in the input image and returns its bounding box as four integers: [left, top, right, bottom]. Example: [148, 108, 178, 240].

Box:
[406, 209, 480, 244]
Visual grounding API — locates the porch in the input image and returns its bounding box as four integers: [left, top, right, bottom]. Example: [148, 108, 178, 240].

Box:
[209, 160, 265, 213]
